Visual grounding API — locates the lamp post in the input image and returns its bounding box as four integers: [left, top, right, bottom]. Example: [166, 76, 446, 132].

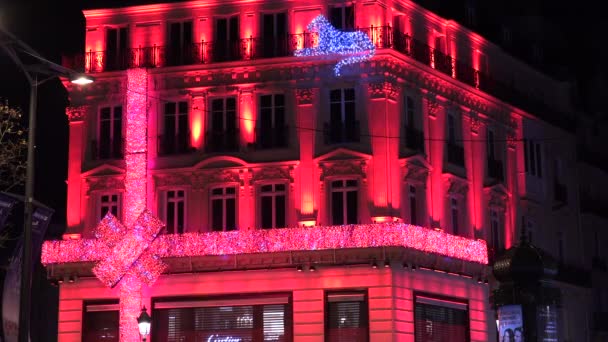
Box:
[0, 25, 94, 342]
[137, 306, 152, 341]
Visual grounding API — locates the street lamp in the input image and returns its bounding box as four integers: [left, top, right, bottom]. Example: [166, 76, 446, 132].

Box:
[137, 306, 152, 341]
[0, 25, 94, 342]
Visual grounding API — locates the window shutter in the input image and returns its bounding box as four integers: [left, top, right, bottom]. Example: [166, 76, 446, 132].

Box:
[326, 293, 368, 342]
[414, 295, 469, 342]
[83, 302, 119, 342]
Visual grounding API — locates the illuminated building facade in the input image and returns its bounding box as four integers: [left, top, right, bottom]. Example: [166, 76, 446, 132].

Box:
[42, 0, 599, 341]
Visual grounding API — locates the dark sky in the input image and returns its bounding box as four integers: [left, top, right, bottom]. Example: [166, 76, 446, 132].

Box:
[0, 0, 606, 227]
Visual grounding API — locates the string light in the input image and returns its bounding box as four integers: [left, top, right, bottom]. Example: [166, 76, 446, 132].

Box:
[42, 223, 488, 265]
[294, 15, 375, 76]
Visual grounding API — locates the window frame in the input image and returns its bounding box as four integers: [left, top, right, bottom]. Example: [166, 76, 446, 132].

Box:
[209, 96, 238, 132]
[329, 178, 359, 226]
[98, 192, 121, 221]
[82, 300, 120, 342]
[413, 292, 470, 342]
[329, 3, 355, 31]
[163, 188, 186, 234]
[97, 104, 123, 159]
[257, 182, 288, 229]
[330, 88, 356, 124]
[325, 290, 369, 342]
[210, 184, 238, 232]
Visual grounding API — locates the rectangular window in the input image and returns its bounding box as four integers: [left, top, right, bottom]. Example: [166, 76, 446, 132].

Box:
[105, 27, 128, 71]
[486, 129, 495, 160]
[153, 295, 292, 342]
[162, 101, 190, 155]
[326, 292, 368, 342]
[100, 193, 120, 221]
[258, 94, 287, 149]
[524, 139, 543, 178]
[330, 5, 355, 30]
[167, 21, 193, 66]
[83, 301, 119, 342]
[331, 180, 358, 225]
[404, 95, 415, 128]
[451, 198, 460, 236]
[214, 15, 240, 62]
[409, 185, 418, 226]
[261, 12, 288, 57]
[328, 88, 358, 144]
[165, 190, 185, 234]
[260, 184, 286, 229]
[414, 295, 469, 342]
[490, 209, 501, 252]
[447, 114, 456, 145]
[211, 187, 237, 231]
[97, 106, 122, 159]
[208, 97, 238, 152]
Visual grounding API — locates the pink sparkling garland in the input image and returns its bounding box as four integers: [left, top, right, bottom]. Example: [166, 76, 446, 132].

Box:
[42, 223, 488, 265]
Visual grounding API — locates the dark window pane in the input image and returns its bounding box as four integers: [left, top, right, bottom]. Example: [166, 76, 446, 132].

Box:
[261, 196, 273, 229]
[212, 199, 222, 231]
[332, 191, 344, 225]
[275, 184, 286, 191]
[177, 201, 184, 234]
[276, 195, 286, 228]
[346, 180, 357, 187]
[226, 187, 236, 195]
[212, 188, 223, 195]
[332, 180, 343, 188]
[167, 201, 175, 234]
[261, 184, 273, 192]
[83, 308, 119, 342]
[226, 198, 236, 231]
[346, 190, 358, 224]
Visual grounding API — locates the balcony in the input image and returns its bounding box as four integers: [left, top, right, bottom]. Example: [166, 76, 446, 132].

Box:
[91, 139, 123, 160]
[487, 158, 504, 182]
[63, 25, 568, 128]
[324, 120, 360, 145]
[205, 129, 240, 153]
[403, 126, 424, 153]
[255, 125, 289, 150]
[446, 143, 465, 167]
[157, 133, 193, 156]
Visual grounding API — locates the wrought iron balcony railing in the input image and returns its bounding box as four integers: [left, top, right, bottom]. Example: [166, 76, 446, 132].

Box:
[446, 143, 465, 167]
[91, 139, 124, 160]
[255, 125, 289, 150]
[157, 132, 194, 156]
[62, 25, 566, 127]
[205, 129, 240, 153]
[324, 120, 360, 145]
[403, 126, 425, 153]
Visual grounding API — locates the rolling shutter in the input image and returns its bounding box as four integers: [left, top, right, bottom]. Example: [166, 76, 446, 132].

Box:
[414, 295, 469, 342]
[326, 292, 368, 342]
[83, 302, 119, 342]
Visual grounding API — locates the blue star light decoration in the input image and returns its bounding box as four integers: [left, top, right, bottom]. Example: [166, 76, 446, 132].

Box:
[294, 15, 376, 76]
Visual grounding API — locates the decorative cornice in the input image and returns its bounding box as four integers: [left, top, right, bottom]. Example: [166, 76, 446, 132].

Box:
[368, 81, 400, 101]
[403, 162, 429, 185]
[66, 106, 88, 122]
[486, 185, 509, 212]
[320, 161, 367, 181]
[198, 169, 243, 187]
[295, 88, 314, 105]
[469, 110, 481, 135]
[250, 167, 293, 183]
[153, 173, 191, 188]
[86, 176, 125, 194]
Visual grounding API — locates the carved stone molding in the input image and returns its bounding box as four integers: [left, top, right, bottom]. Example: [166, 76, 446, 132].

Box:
[66, 106, 88, 122]
[426, 93, 439, 119]
[469, 111, 481, 135]
[444, 176, 469, 197]
[295, 88, 314, 105]
[250, 167, 294, 183]
[486, 185, 509, 212]
[86, 176, 125, 194]
[506, 131, 517, 150]
[197, 169, 243, 188]
[403, 162, 429, 186]
[368, 81, 400, 101]
[320, 161, 367, 181]
[153, 173, 192, 188]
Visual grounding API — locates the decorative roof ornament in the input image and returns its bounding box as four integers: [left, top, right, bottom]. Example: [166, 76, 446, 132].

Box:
[294, 15, 376, 76]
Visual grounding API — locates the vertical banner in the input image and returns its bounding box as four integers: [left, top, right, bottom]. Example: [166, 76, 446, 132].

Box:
[2, 205, 53, 342]
[498, 305, 524, 342]
[537, 304, 559, 342]
[0, 193, 19, 234]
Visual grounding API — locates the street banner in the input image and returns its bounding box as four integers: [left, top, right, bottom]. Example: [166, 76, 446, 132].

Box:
[0, 193, 19, 235]
[498, 304, 524, 342]
[2, 205, 54, 342]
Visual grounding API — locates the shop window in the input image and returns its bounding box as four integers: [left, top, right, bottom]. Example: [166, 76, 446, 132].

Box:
[326, 291, 368, 342]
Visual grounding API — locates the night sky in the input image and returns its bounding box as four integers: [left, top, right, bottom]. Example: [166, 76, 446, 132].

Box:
[0, 0, 606, 229]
